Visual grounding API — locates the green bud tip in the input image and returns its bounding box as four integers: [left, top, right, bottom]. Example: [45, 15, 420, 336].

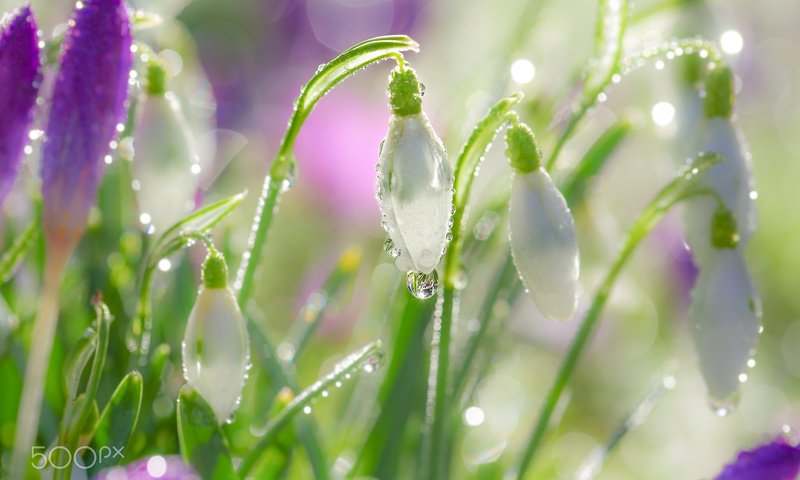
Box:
[202, 252, 229, 289]
[505, 122, 542, 173]
[711, 205, 740, 249]
[145, 58, 168, 96]
[388, 66, 423, 116]
[704, 65, 734, 119]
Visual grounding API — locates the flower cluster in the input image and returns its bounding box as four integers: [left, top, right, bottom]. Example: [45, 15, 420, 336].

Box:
[684, 65, 761, 409]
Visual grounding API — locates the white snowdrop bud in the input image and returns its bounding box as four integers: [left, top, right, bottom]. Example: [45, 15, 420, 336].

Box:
[133, 59, 200, 233]
[690, 249, 760, 407]
[377, 67, 453, 275]
[182, 252, 250, 424]
[506, 122, 579, 321]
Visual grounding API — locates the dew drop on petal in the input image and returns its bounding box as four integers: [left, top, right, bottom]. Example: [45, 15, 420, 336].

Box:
[407, 270, 439, 299]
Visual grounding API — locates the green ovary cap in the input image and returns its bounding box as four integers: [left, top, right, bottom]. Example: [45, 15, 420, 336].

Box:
[202, 252, 229, 289]
[145, 58, 168, 96]
[711, 206, 740, 249]
[388, 67, 423, 116]
[704, 65, 734, 119]
[505, 122, 542, 173]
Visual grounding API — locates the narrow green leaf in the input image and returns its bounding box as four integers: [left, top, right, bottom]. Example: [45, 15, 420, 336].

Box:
[151, 191, 246, 262]
[575, 374, 672, 479]
[89, 372, 143, 471]
[0, 220, 39, 284]
[63, 329, 97, 402]
[239, 341, 384, 477]
[562, 120, 631, 208]
[177, 386, 238, 480]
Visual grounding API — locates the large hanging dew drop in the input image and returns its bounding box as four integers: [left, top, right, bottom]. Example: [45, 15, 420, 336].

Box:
[407, 270, 439, 300]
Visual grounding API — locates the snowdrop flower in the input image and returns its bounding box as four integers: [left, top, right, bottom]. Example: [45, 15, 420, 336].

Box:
[505, 121, 579, 321]
[376, 66, 453, 275]
[133, 58, 201, 233]
[40, 0, 132, 253]
[182, 250, 250, 424]
[714, 434, 800, 480]
[0, 5, 40, 207]
[685, 64, 761, 408]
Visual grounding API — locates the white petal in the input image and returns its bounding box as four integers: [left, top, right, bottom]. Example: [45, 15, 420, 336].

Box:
[134, 93, 200, 232]
[690, 249, 761, 402]
[378, 113, 453, 274]
[685, 118, 756, 262]
[509, 170, 579, 321]
[182, 287, 250, 423]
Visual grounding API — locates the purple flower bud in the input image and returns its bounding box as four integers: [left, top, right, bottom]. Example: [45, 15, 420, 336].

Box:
[0, 5, 40, 206]
[96, 455, 200, 479]
[41, 0, 131, 248]
[716, 435, 800, 480]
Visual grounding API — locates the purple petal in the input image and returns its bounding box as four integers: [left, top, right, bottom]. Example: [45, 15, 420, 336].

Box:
[41, 0, 131, 247]
[0, 5, 40, 206]
[715, 435, 800, 480]
[95, 455, 200, 480]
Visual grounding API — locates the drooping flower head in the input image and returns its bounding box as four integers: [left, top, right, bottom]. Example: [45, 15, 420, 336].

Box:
[133, 57, 201, 233]
[0, 5, 40, 206]
[715, 434, 800, 480]
[182, 250, 250, 424]
[685, 64, 761, 409]
[41, 0, 131, 251]
[376, 66, 453, 276]
[505, 120, 579, 321]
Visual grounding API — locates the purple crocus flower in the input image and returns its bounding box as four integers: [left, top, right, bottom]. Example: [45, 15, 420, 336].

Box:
[95, 455, 200, 480]
[40, 0, 131, 251]
[715, 435, 800, 480]
[0, 5, 40, 206]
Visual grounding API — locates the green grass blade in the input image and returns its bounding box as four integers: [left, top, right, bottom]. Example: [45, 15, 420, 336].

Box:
[239, 341, 384, 477]
[0, 220, 39, 284]
[89, 371, 143, 472]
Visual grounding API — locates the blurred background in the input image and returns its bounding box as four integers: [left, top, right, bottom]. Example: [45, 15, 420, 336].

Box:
[1, 0, 799, 478]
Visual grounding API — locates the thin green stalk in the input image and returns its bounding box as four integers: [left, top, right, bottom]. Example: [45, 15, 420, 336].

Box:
[426, 94, 522, 480]
[451, 252, 517, 399]
[427, 287, 456, 480]
[515, 154, 722, 478]
[545, 0, 630, 171]
[239, 341, 383, 477]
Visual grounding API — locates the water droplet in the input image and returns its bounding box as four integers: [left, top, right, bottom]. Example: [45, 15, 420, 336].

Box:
[710, 394, 739, 417]
[407, 270, 439, 300]
[378, 139, 385, 157]
[363, 350, 385, 373]
[418, 82, 426, 96]
[384, 238, 401, 258]
[303, 405, 312, 414]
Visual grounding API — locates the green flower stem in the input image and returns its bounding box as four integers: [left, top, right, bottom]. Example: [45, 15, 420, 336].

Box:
[234, 35, 418, 306]
[545, 0, 630, 171]
[515, 154, 722, 478]
[451, 252, 517, 399]
[427, 94, 523, 480]
[238, 341, 383, 477]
